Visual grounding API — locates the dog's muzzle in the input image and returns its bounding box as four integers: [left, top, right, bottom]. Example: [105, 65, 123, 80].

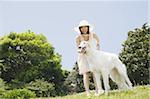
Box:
[78, 47, 87, 54]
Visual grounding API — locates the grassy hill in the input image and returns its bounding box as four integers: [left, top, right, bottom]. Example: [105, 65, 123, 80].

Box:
[49, 85, 150, 99]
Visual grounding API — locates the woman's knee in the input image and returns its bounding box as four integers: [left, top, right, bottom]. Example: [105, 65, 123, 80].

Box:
[83, 72, 89, 80]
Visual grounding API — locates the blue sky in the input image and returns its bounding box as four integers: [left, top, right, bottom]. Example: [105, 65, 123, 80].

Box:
[0, 0, 148, 70]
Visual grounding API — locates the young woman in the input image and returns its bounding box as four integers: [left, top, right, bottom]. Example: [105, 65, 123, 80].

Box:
[74, 20, 100, 96]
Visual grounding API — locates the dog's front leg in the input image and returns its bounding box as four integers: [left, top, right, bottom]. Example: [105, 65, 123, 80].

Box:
[93, 72, 104, 96]
[102, 72, 110, 95]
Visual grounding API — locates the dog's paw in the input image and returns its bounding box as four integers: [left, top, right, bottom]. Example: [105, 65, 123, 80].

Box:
[86, 91, 91, 97]
[95, 90, 104, 96]
[104, 91, 109, 95]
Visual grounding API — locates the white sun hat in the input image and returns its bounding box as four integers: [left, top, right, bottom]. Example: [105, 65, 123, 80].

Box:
[74, 20, 94, 33]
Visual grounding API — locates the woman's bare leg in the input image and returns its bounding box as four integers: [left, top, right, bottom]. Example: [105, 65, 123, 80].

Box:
[83, 72, 90, 96]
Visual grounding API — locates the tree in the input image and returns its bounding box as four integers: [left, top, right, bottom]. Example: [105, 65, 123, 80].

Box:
[119, 23, 150, 85]
[0, 31, 64, 95]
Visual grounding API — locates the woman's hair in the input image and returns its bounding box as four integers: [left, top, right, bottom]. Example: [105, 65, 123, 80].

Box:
[79, 26, 90, 34]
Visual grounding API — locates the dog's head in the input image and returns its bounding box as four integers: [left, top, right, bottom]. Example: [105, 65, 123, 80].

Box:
[78, 41, 90, 54]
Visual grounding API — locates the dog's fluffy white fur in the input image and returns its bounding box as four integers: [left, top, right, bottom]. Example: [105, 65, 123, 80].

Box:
[78, 41, 132, 95]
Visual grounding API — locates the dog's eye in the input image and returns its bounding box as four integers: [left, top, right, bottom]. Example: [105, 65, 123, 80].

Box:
[78, 47, 81, 49]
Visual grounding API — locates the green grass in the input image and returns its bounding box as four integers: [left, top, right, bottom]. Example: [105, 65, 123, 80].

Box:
[48, 85, 150, 99]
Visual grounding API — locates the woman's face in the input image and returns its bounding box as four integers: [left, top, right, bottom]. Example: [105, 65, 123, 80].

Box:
[80, 26, 88, 34]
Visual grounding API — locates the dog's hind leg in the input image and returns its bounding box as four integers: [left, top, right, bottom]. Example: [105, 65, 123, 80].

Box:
[122, 71, 132, 89]
[112, 57, 132, 89]
[117, 81, 129, 90]
[117, 64, 132, 89]
[110, 68, 129, 90]
[110, 68, 120, 82]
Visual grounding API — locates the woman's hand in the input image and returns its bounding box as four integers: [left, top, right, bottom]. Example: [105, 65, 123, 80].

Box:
[93, 33, 100, 50]
[96, 43, 100, 50]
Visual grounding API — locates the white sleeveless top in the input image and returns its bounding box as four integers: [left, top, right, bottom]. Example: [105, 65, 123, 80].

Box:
[77, 33, 96, 74]
[79, 33, 96, 49]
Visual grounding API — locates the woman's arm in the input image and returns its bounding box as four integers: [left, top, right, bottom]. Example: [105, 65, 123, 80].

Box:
[93, 33, 100, 50]
[76, 36, 81, 48]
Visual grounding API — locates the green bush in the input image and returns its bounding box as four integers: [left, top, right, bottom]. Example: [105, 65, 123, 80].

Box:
[25, 79, 56, 97]
[3, 88, 36, 99]
[0, 78, 7, 97]
[7, 79, 26, 89]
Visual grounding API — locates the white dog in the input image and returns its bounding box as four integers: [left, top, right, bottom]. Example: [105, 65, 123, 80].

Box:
[78, 41, 132, 95]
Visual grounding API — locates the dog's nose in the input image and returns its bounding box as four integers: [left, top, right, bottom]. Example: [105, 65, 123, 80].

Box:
[83, 47, 86, 49]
